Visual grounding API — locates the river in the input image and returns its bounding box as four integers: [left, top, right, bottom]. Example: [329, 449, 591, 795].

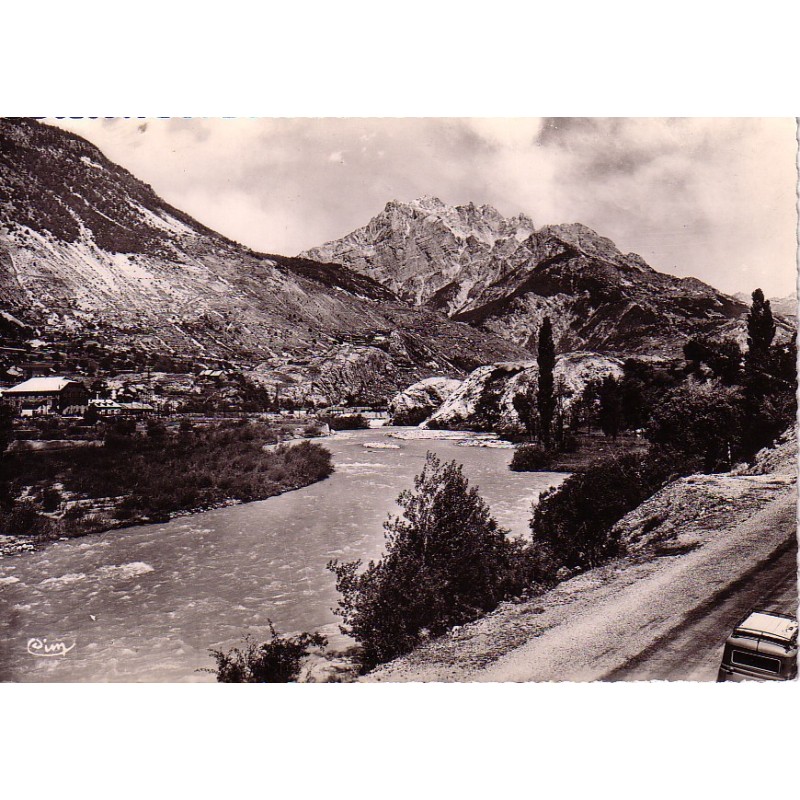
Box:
[0, 428, 565, 682]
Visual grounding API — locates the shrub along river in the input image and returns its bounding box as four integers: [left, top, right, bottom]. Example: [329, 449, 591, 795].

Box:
[0, 428, 565, 682]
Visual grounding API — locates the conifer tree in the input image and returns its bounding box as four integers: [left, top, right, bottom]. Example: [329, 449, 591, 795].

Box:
[746, 288, 776, 357]
[744, 288, 777, 396]
[537, 317, 556, 449]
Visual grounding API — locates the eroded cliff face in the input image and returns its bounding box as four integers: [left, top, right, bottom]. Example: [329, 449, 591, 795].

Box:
[388, 376, 463, 425]
[303, 197, 764, 357]
[423, 352, 624, 431]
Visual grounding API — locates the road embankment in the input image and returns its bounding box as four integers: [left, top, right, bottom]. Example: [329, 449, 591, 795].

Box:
[364, 471, 797, 683]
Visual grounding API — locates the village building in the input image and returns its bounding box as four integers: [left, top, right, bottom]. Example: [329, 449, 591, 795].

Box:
[1, 377, 89, 417]
[88, 398, 122, 416]
[88, 398, 156, 417]
[119, 401, 156, 416]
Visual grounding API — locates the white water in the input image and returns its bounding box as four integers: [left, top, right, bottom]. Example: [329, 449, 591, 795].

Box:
[0, 428, 565, 682]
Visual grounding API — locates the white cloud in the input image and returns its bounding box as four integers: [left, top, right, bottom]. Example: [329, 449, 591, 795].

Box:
[50, 117, 798, 297]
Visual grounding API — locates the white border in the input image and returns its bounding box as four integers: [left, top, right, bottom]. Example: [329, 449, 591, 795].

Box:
[1, 2, 798, 797]
[2, 1, 800, 116]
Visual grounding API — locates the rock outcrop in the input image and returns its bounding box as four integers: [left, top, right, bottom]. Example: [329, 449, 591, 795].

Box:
[388, 377, 463, 425]
[425, 352, 624, 431]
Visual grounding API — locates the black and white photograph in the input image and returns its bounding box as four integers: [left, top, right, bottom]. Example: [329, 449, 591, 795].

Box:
[2, 5, 799, 798]
[0, 116, 796, 684]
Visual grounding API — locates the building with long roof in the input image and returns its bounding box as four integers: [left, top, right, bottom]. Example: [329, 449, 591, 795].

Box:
[1, 377, 89, 416]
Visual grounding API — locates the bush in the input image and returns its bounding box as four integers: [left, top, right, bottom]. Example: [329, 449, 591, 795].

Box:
[103, 418, 137, 449]
[529, 448, 690, 572]
[40, 487, 62, 513]
[324, 414, 370, 431]
[510, 444, 553, 472]
[0, 500, 58, 540]
[561, 433, 579, 452]
[1, 421, 334, 538]
[329, 452, 527, 671]
[648, 376, 794, 472]
[646, 380, 745, 471]
[146, 419, 167, 439]
[390, 406, 432, 427]
[207, 623, 327, 682]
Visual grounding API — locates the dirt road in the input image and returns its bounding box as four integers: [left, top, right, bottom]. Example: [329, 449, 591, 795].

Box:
[468, 491, 797, 683]
[605, 538, 797, 681]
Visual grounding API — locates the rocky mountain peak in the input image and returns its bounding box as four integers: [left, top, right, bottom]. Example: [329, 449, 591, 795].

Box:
[411, 195, 447, 212]
[539, 223, 630, 267]
[302, 197, 540, 311]
[302, 198, 768, 357]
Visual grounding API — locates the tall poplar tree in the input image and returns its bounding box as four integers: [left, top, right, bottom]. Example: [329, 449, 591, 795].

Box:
[537, 316, 556, 449]
[746, 288, 776, 359]
[744, 288, 776, 396]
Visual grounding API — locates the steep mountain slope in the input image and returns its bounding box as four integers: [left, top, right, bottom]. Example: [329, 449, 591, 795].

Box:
[0, 119, 523, 395]
[302, 198, 769, 357]
[767, 294, 796, 319]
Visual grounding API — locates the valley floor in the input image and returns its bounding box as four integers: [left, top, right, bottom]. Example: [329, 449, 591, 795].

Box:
[363, 469, 797, 683]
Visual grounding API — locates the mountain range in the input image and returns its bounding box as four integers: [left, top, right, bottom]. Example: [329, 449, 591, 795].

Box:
[303, 196, 793, 356]
[1, 118, 793, 406]
[0, 119, 523, 401]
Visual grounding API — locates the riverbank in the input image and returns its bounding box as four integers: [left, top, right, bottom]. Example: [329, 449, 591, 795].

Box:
[0, 496, 248, 558]
[362, 449, 797, 682]
[0, 421, 334, 558]
[0, 428, 564, 682]
[508, 431, 649, 472]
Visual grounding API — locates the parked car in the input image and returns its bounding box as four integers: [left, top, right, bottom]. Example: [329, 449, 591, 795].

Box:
[717, 610, 798, 682]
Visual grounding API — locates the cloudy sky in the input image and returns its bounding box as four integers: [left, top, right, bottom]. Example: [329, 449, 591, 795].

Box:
[52, 117, 798, 298]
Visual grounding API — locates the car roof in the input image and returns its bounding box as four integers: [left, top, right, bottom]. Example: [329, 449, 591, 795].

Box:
[735, 611, 798, 643]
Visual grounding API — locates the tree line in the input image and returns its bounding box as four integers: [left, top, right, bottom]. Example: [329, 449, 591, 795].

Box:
[0, 419, 334, 543]
[512, 290, 795, 472]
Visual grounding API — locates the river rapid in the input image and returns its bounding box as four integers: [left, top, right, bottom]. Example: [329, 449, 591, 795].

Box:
[0, 428, 565, 682]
